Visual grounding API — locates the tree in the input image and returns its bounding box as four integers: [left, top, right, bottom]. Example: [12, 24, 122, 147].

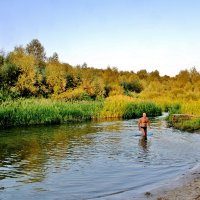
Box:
[45, 62, 66, 94]
[8, 47, 37, 96]
[26, 39, 46, 66]
[65, 74, 82, 89]
[149, 70, 160, 81]
[190, 67, 200, 84]
[175, 70, 190, 87]
[0, 49, 5, 67]
[121, 80, 143, 94]
[0, 63, 21, 88]
[81, 62, 88, 68]
[48, 52, 59, 63]
[137, 69, 148, 79]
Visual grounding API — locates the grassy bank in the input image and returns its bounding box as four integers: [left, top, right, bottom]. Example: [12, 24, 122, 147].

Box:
[0, 99, 103, 127]
[164, 100, 200, 132]
[0, 96, 162, 128]
[171, 118, 200, 132]
[100, 95, 162, 118]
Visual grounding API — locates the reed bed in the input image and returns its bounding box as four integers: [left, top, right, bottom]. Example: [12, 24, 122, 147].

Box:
[0, 98, 103, 127]
[0, 96, 163, 128]
[100, 95, 162, 118]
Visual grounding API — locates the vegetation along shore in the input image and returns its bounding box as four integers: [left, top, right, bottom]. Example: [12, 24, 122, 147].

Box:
[1, 39, 200, 129]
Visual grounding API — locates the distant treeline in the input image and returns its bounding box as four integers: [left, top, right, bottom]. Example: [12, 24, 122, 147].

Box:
[1, 39, 200, 103]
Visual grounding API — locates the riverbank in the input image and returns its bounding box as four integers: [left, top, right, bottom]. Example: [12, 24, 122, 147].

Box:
[168, 113, 200, 132]
[150, 171, 200, 200]
[0, 96, 162, 128]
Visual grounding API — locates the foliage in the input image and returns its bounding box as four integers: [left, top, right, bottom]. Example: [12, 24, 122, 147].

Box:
[0, 63, 21, 88]
[2, 39, 200, 130]
[0, 96, 162, 128]
[123, 102, 162, 119]
[8, 48, 37, 96]
[0, 99, 103, 128]
[0, 50, 4, 66]
[26, 39, 46, 66]
[170, 117, 200, 132]
[0, 89, 20, 102]
[53, 88, 91, 101]
[181, 100, 200, 115]
[100, 95, 161, 118]
[48, 52, 59, 63]
[45, 62, 66, 94]
[65, 74, 82, 89]
[121, 80, 143, 94]
[4, 39, 200, 103]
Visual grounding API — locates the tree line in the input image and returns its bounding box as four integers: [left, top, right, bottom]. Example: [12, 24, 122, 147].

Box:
[1, 39, 200, 102]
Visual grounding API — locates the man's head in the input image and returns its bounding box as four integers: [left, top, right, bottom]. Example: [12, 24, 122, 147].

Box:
[143, 113, 146, 117]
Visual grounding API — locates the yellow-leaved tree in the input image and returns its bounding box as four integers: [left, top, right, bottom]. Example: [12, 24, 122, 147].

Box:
[45, 62, 66, 95]
[9, 46, 37, 96]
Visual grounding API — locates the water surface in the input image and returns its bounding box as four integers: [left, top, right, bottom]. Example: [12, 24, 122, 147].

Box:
[0, 115, 200, 199]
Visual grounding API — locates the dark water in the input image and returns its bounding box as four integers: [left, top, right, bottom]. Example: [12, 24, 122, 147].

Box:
[0, 114, 200, 200]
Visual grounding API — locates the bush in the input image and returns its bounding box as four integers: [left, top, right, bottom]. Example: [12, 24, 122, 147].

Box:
[53, 88, 91, 101]
[0, 89, 20, 102]
[123, 102, 162, 119]
[121, 80, 143, 94]
[0, 63, 21, 88]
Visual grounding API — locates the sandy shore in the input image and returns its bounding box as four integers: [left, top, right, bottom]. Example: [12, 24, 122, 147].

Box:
[141, 170, 200, 200]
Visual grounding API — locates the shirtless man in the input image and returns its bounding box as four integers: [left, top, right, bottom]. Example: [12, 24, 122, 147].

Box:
[138, 113, 150, 138]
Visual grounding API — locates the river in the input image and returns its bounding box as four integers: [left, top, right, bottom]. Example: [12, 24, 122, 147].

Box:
[0, 114, 200, 199]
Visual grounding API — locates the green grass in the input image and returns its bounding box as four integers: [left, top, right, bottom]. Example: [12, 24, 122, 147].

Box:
[166, 103, 200, 132]
[0, 98, 103, 127]
[0, 96, 162, 128]
[100, 95, 162, 119]
[171, 118, 200, 132]
[123, 102, 162, 119]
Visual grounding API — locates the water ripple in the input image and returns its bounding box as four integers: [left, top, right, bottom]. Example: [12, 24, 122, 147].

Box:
[0, 116, 200, 199]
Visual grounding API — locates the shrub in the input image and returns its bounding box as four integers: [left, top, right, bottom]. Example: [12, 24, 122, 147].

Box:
[53, 88, 91, 101]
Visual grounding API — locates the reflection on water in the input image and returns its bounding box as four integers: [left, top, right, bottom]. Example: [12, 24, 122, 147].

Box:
[0, 123, 100, 181]
[0, 116, 200, 199]
[139, 137, 148, 152]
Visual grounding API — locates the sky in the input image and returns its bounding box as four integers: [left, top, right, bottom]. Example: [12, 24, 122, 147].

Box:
[1, 0, 200, 76]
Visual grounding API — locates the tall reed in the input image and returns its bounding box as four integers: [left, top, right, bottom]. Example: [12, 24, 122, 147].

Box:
[0, 98, 103, 127]
[100, 95, 162, 118]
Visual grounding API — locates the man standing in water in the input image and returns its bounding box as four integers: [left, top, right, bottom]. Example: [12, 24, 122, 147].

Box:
[138, 113, 150, 139]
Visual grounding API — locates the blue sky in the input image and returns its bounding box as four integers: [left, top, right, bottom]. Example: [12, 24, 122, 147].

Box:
[1, 0, 200, 76]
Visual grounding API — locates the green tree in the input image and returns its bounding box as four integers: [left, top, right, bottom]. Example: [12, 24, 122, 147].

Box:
[48, 52, 59, 63]
[121, 80, 143, 94]
[26, 39, 46, 66]
[0, 63, 21, 88]
[65, 74, 82, 89]
[0, 49, 5, 67]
